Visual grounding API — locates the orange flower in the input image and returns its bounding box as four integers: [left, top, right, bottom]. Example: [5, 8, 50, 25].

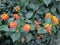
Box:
[34, 20, 41, 25]
[9, 22, 18, 28]
[1, 13, 9, 21]
[52, 16, 59, 25]
[14, 6, 20, 11]
[23, 24, 30, 32]
[14, 14, 20, 19]
[45, 13, 52, 19]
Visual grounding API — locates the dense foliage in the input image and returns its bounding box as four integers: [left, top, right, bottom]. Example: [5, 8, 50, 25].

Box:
[0, 0, 60, 45]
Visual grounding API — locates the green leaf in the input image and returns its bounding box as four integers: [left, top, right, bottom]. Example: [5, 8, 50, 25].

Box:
[20, 0, 25, 3]
[43, 0, 51, 6]
[22, 7, 27, 13]
[52, 26, 56, 32]
[24, 0, 29, 6]
[45, 18, 52, 23]
[25, 19, 32, 23]
[37, 9, 44, 15]
[39, 0, 44, 6]
[25, 11, 33, 18]
[28, 3, 39, 11]
[7, 18, 14, 23]
[10, 32, 20, 42]
[57, 3, 60, 13]
[38, 27, 47, 34]
[20, 27, 26, 32]
[9, 28, 16, 32]
[51, 7, 56, 13]
[20, 0, 29, 6]
[26, 33, 32, 42]
[30, 24, 35, 30]
[0, 25, 9, 31]
[0, 20, 2, 25]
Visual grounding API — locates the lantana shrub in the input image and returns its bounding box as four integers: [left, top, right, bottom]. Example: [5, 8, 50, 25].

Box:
[0, 0, 60, 45]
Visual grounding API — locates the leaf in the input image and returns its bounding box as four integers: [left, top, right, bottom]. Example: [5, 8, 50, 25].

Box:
[9, 28, 16, 32]
[24, 0, 30, 6]
[0, 20, 2, 25]
[25, 19, 32, 23]
[0, 25, 9, 31]
[57, 3, 60, 13]
[43, 0, 51, 6]
[20, 27, 26, 32]
[30, 24, 35, 30]
[20, 0, 29, 6]
[25, 11, 33, 18]
[22, 7, 27, 13]
[45, 18, 52, 23]
[37, 9, 44, 15]
[51, 7, 56, 13]
[7, 18, 14, 23]
[10, 32, 20, 42]
[20, 0, 25, 3]
[38, 27, 47, 34]
[52, 26, 56, 33]
[39, 0, 44, 6]
[26, 33, 32, 42]
[28, 3, 39, 11]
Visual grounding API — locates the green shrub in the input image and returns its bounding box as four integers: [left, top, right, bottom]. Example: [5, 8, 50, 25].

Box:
[0, 0, 60, 45]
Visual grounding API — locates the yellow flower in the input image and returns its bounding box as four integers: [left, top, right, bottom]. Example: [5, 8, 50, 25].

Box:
[52, 16, 59, 25]
[49, 24, 52, 28]
[44, 24, 50, 28]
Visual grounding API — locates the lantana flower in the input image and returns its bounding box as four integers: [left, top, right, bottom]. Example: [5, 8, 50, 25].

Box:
[1, 13, 9, 21]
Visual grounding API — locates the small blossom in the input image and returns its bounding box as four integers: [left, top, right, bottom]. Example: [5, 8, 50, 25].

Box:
[9, 22, 18, 28]
[44, 24, 52, 31]
[14, 14, 20, 19]
[1, 13, 9, 21]
[45, 13, 53, 19]
[23, 24, 30, 32]
[44, 24, 50, 28]
[52, 16, 59, 25]
[46, 26, 51, 31]
[45, 24, 52, 35]
[14, 6, 20, 11]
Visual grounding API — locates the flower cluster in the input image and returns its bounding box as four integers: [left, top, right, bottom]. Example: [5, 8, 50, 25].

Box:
[0, 0, 60, 44]
[1, 13, 9, 21]
[9, 22, 18, 28]
[45, 13, 59, 25]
